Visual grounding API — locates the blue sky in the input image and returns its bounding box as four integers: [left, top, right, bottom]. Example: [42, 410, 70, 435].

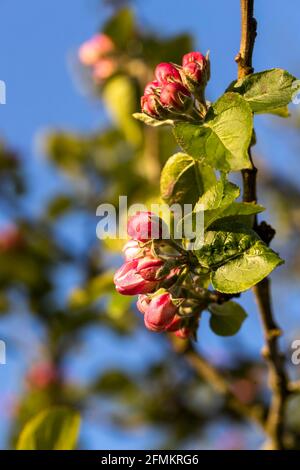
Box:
[0, 0, 300, 449]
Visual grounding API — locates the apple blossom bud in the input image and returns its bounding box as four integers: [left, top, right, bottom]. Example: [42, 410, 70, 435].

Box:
[127, 211, 163, 241]
[0, 226, 23, 252]
[160, 83, 191, 112]
[182, 62, 202, 84]
[79, 34, 115, 66]
[182, 51, 206, 67]
[166, 315, 182, 332]
[136, 256, 164, 281]
[181, 51, 210, 94]
[136, 294, 151, 314]
[144, 80, 160, 95]
[141, 94, 161, 118]
[114, 256, 163, 296]
[155, 62, 182, 84]
[93, 58, 117, 82]
[144, 292, 178, 332]
[27, 362, 58, 389]
[122, 240, 142, 261]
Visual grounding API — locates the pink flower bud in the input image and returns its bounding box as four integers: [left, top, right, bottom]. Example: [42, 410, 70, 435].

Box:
[166, 315, 182, 332]
[166, 314, 191, 339]
[136, 255, 164, 281]
[182, 51, 206, 67]
[79, 34, 115, 66]
[182, 62, 202, 84]
[93, 58, 117, 82]
[127, 211, 163, 241]
[136, 294, 151, 314]
[144, 80, 160, 95]
[27, 362, 58, 389]
[160, 83, 191, 111]
[0, 225, 23, 252]
[122, 240, 142, 261]
[114, 257, 162, 296]
[144, 292, 178, 332]
[181, 51, 210, 94]
[141, 94, 160, 118]
[155, 63, 182, 84]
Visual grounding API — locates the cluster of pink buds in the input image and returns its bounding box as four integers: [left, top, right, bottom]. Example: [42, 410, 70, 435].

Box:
[140, 51, 210, 120]
[79, 33, 117, 83]
[26, 362, 59, 390]
[0, 225, 23, 252]
[113, 212, 190, 338]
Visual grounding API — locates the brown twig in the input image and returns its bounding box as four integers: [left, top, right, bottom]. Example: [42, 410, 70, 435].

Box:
[237, 0, 290, 450]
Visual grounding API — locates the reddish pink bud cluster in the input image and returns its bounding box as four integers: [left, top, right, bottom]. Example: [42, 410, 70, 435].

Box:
[27, 362, 59, 390]
[114, 256, 163, 295]
[181, 51, 210, 94]
[127, 211, 163, 241]
[0, 225, 23, 252]
[79, 33, 117, 83]
[140, 51, 210, 119]
[137, 292, 189, 337]
[113, 212, 190, 338]
[141, 62, 191, 119]
[114, 212, 164, 296]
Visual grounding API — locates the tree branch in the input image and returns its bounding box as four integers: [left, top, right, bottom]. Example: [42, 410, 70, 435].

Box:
[172, 339, 266, 432]
[237, 0, 290, 450]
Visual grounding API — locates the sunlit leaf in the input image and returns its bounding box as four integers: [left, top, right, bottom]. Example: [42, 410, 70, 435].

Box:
[174, 93, 253, 171]
[17, 407, 80, 450]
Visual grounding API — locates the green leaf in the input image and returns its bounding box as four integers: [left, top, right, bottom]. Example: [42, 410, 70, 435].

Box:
[220, 202, 265, 218]
[195, 220, 283, 293]
[103, 75, 142, 147]
[228, 69, 298, 114]
[103, 8, 135, 50]
[187, 184, 264, 231]
[160, 153, 216, 206]
[17, 407, 80, 450]
[173, 93, 253, 171]
[196, 221, 259, 269]
[195, 180, 240, 212]
[133, 113, 174, 127]
[191, 179, 240, 229]
[211, 240, 283, 293]
[267, 107, 290, 118]
[209, 301, 247, 336]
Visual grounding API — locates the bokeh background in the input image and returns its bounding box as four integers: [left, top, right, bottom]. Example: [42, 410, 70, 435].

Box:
[0, 0, 300, 450]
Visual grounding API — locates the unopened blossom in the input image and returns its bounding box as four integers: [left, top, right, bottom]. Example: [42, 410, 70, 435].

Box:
[136, 294, 151, 314]
[144, 80, 160, 96]
[122, 240, 143, 261]
[155, 62, 182, 84]
[143, 292, 178, 332]
[114, 256, 163, 296]
[160, 82, 191, 112]
[127, 211, 163, 241]
[141, 94, 161, 118]
[93, 58, 117, 82]
[79, 34, 115, 66]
